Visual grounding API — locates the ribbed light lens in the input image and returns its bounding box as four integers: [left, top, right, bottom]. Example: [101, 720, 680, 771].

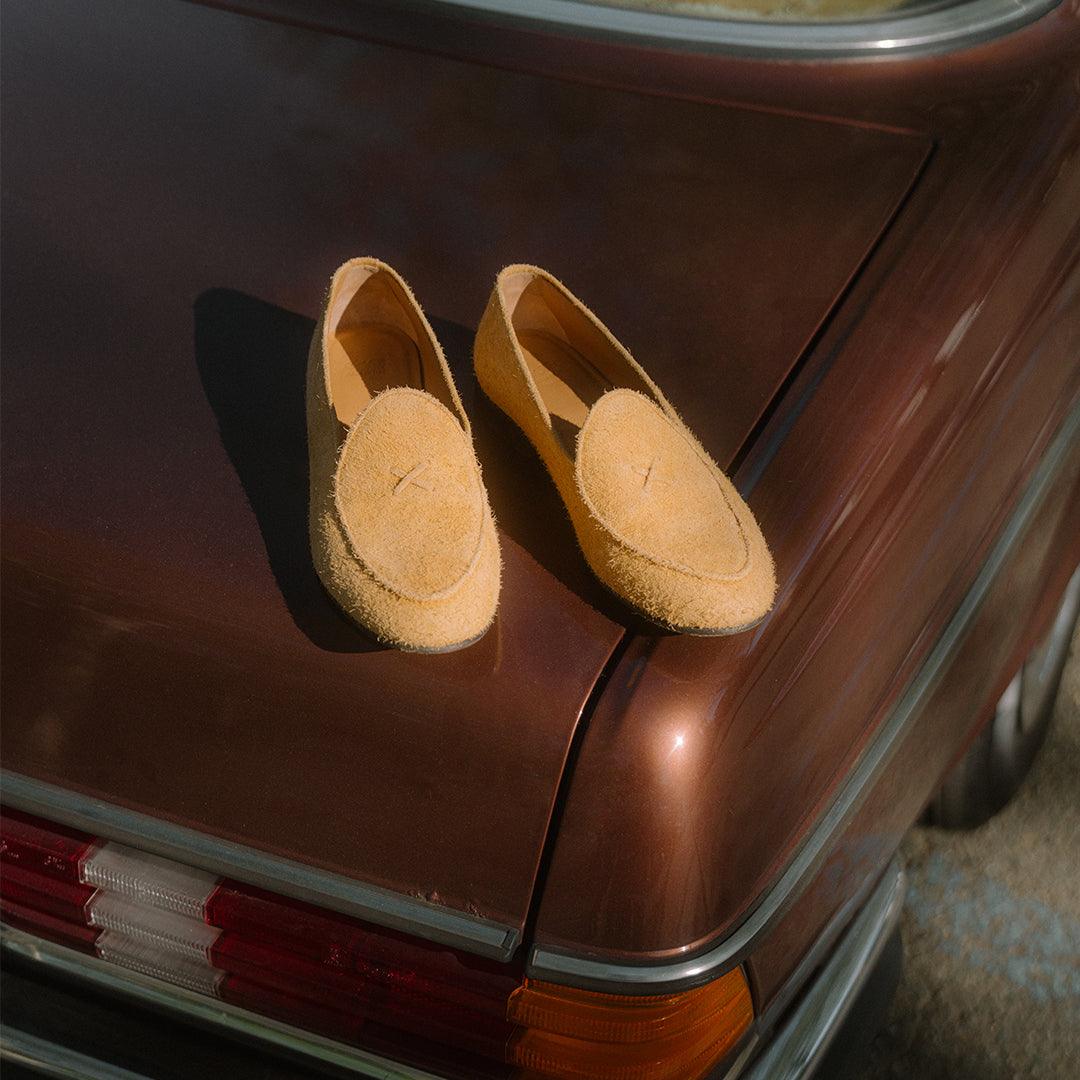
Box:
[80, 841, 219, 918]
[87, 891, 221, 960]
[508, 971, 753, 1080]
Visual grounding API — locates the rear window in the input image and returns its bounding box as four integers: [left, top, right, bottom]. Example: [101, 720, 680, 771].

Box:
[441, 0, 1057, 55]
[586, 0, 927, 22]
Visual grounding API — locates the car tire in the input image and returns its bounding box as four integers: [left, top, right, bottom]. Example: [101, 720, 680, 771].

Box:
[926, 566, 1080, 829]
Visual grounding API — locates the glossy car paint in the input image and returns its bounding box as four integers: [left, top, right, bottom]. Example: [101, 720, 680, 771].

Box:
[1, 0, 1078, 1056]
[519, 6, 1080, 986]
[748, 442, 1080, 1011]
[0, 0, 924, 943]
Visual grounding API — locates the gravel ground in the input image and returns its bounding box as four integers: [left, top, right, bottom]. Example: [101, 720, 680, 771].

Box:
[858, 626, 1080, 1079]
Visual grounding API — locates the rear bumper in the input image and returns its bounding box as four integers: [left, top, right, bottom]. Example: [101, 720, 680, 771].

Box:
[742, 859, 905, 1079]
[0, 860, 905, 1080]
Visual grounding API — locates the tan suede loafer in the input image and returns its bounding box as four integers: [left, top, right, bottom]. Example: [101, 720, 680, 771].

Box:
[474, 265, 775, 635]
[308, 258, 500, 652]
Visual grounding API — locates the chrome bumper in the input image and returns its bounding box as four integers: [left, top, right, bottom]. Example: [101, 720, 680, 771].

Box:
[1, 1025, 152, 1080]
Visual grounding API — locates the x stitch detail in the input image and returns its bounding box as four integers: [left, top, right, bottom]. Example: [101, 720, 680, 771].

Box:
[392, 460, 434, 495]
[630, 456, 662, 492]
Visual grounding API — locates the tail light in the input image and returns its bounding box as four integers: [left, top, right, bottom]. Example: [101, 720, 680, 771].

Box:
[1, 807, 753, 1078]
[507, 974, 753, 1080]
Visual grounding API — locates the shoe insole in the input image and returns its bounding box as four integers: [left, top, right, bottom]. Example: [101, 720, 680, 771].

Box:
[518, 328, 612, 450]
[328, 323, 423, 427]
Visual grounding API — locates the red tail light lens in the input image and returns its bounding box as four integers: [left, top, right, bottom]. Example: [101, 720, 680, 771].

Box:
[1, 863, 96, 923]
[0, 805, 516, 1077]
[0, 807, 754, 1079]
[1, 893, 102, 953]
[210, 930, 513, 1059]
[206, 878, 515, 1002]
[0, 807, 96, 883]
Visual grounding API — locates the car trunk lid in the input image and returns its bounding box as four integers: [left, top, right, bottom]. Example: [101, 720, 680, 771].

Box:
[0, 0, 928, 953]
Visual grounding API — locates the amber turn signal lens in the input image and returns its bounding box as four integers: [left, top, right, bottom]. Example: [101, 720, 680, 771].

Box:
[507, 967, 753, 1080]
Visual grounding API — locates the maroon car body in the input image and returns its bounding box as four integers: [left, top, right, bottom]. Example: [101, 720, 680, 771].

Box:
[2, 0, 1079, 1076]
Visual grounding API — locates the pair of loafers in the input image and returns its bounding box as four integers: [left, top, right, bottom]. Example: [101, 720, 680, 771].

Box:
[308, 258, 776, 653]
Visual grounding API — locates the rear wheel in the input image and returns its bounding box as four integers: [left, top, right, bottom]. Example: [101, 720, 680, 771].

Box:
[927, 567, 1080, 828]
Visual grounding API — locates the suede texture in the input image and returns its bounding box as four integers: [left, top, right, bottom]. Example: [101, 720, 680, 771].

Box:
[474, 265, 775, 634]
[308, 258, 500, 652]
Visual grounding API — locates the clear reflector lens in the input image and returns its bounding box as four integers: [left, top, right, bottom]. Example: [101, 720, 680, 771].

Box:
[87, 891, 221, 960]
[79, 842, 218, 919]
[97, 930, 225, 996]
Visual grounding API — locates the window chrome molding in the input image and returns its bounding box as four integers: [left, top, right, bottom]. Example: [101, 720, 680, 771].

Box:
[0, 772, 519, 961]
[529, 398, 1080, 993]
[423, 0, 1061, 59]
[0, 928, 443, 1080]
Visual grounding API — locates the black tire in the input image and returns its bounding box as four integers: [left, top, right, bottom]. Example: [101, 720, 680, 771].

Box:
[927, 567, 1080, 829]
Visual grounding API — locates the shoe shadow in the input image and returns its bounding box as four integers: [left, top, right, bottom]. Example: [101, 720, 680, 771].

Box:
[194, 288, 382, 653]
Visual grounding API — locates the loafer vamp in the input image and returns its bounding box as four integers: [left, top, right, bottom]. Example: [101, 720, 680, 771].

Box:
[333, 387, 486, 602]
[575, 389, 750, 581]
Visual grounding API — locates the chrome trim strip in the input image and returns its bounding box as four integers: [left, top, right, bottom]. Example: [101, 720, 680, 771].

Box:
[744, 860, 906, 1079]
[1, 1025, 154, 1080]
[0, 928, 444, 1080]
[530, 399, 1080, 991]
[0, 772, 519, 961]
[425, 0, 1061, 59]
[753, 866, 881, 1034]
[713, 1033, 762, 1080]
